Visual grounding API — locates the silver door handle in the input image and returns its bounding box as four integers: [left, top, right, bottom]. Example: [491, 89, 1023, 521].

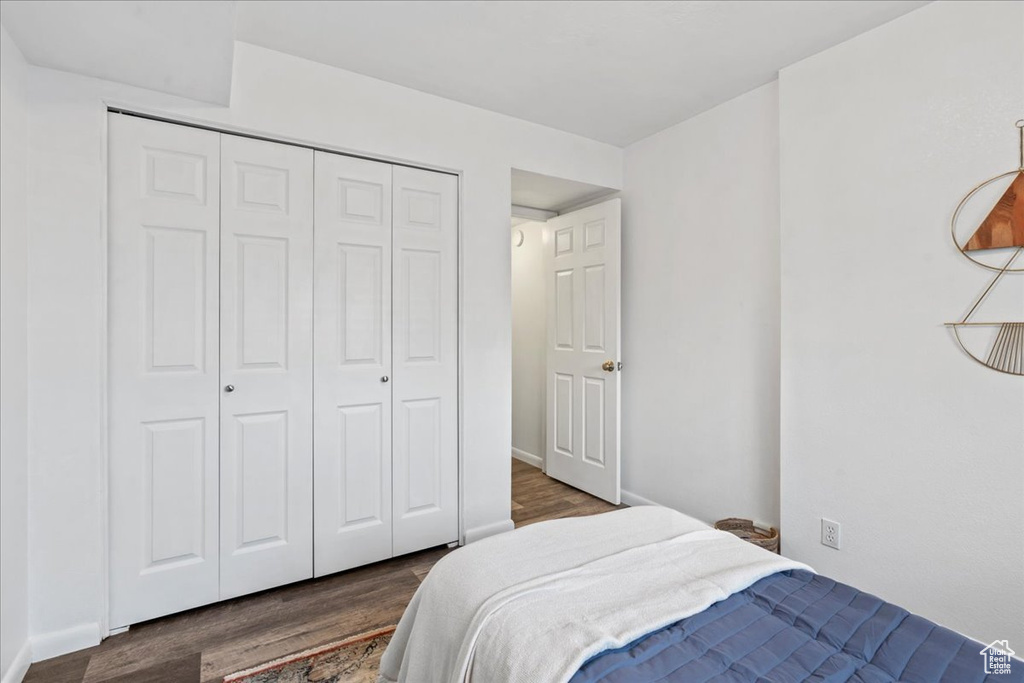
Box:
[381, 376, 389, 383]
[224, 384, 235, 393]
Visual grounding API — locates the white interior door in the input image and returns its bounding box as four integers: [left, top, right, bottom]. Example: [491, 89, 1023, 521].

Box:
[219, 135, 314, 598]
[545, 198, 621, 504]
[313, 152, 394, 576]
[108, 114, 221, 626]
[391, 166, 459, 555]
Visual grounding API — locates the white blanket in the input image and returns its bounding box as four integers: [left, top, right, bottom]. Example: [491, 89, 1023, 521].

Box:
[379, 507, 810, 683]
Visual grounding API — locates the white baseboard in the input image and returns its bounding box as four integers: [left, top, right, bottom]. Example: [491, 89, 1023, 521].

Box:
[29, 622, 101, 663]
[620, 488, 663, 508]
[464, 518, 515, 544]
[511, 448, 543, 469]
[1, 640, 32, 683]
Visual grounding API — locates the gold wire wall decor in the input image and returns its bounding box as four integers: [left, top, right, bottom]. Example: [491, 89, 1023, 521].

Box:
[946, 120, 1024, 376]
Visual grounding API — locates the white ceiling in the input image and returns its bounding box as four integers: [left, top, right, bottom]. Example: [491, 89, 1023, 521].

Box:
[236, 0, 928, 146]
[0, 1, 928, 145]
[0, 0, 236, 105]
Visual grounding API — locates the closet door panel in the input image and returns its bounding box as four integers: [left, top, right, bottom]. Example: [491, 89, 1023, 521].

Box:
[392, 167, 459, 556]
[219, 135, 314, 598]
[108, 114, 221, 627]
[314, 152, 393, 576]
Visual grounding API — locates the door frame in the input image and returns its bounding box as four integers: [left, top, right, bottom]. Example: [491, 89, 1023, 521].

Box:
[99, 100, 466, 637]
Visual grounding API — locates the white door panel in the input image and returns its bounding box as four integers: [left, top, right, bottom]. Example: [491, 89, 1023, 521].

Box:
[219, 135, 314, 598]
[111, 114, 462, 611]
[545, 199, 621, 503]
[392, 166, 459, 556]
[314, 152, 394, 576]
[108, 114, 221, 627]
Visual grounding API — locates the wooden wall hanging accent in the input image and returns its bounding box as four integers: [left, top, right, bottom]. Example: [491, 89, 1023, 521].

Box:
[964, 172, 1024, 251]
[946, 120, 1024, 376]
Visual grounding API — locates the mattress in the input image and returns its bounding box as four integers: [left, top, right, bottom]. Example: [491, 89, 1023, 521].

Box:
[570, 569, 1020, 683]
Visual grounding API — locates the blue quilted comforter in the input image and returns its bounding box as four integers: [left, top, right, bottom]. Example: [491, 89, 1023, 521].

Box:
[570, 569, 1020, 683]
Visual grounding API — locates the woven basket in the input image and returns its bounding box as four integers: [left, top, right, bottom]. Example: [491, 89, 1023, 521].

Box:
[714, 518, 780, 554]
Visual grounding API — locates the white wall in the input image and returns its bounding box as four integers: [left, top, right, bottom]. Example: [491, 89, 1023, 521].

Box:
[511, 220, 547, 464]
[20, 42, 621, 656]
[780, 0, 1024, 646]
[620, 82, 782, 526]
[0, 25, 33, 683]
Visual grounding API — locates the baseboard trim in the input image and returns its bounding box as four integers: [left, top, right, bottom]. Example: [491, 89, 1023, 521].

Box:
[511, 448, 543, 469]
[1, 639, 32, 683]
[464, 518, 515, 544]
[621, 488, 663, 508]
[30, 622, 101, 663]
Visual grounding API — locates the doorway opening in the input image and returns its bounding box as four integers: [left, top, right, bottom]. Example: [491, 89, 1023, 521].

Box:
[509, 168, 621, 526]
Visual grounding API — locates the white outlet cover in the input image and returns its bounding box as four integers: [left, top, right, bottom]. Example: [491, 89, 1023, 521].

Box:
[821, 518, 841, 550]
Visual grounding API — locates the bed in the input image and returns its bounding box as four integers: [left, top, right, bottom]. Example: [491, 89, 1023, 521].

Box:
[378, 507, 1019, 683]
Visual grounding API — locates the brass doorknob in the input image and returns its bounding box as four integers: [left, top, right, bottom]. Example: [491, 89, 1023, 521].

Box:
[602, 360, 615, 372]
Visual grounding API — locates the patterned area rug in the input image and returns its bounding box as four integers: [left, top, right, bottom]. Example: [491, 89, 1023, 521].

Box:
[223, 626, 395, 683]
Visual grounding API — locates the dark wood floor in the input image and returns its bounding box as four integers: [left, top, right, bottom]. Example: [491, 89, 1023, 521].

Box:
[510, 457, 624, 527]
[26, 458, 621, 683]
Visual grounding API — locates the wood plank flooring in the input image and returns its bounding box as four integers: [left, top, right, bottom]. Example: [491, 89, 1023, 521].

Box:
[26, 458, 621, 683]
[510, 457, 625, 527]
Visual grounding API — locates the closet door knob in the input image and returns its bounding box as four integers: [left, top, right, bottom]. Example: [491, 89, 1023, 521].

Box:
[381, 376, 389, 383]
[224, 384, 235, 393]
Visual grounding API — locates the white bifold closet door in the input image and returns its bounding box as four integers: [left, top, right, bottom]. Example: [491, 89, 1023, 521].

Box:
[109, 116, 315, 626]
[313, 153, 394, 575]
[110, 113, 457, 625]
[390, 166, 459, 556]
[109, 115, 223, 627]
[218, 135, 314, 599]
[313, 156, 459, 575]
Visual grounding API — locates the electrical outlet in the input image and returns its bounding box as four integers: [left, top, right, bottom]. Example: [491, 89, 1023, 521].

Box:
[821, 518, 841, 550]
